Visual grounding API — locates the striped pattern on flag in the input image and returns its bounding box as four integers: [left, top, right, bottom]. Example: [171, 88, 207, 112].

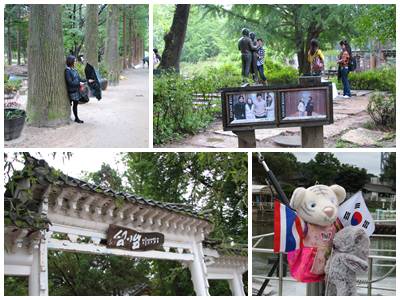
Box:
[273, 200, 305, 253]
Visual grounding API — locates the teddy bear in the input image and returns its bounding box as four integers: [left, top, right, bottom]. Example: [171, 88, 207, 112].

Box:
[287, 184, 346, 283]
[324, 226, 370, 296]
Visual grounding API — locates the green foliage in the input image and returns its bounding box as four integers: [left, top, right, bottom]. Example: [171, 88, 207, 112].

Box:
[154, 58, 297, 144]
[122, 152, 248, 243]
[4, 108, 25, 120]
[367, 92, 395, 130]
[4, 277, 28, 296]
[4, 79, 22, 94]
[381, 153, 395, 183]
[153, 71, 216, 144]
[254, 152, 370, 196]
[48, 252, 151, 295]
[342, 68, 395, 93]
[82, 163, 123, 191]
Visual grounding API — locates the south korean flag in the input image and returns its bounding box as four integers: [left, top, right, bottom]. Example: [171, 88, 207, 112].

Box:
[338, 191, 375, 236]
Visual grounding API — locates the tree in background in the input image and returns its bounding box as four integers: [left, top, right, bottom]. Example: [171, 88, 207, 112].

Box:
[26, 5, 70, 127]
[159, 4, 191, 72]
[104, 5, 120, 85]
[381, 152, 396, 184]
[84, 4, 99, 68]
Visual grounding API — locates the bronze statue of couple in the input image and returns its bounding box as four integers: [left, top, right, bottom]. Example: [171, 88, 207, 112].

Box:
[238, 28, 266, 85]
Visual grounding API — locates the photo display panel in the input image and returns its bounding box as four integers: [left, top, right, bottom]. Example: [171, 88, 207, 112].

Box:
[221, 83, 333, 131]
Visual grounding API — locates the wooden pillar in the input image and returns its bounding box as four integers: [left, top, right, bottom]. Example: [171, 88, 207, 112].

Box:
[188, 241, 209, 296]
[300, 126, 324, 148]
[233, 130, 256, 148]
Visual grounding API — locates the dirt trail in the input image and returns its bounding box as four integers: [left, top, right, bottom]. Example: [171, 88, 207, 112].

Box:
[5, 68, 149, 148]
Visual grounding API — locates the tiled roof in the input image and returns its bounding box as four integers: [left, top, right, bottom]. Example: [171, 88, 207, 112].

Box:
[10, 156, 211, 222]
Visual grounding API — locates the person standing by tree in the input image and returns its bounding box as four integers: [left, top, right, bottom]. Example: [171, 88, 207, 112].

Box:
[307, 39, 324, 76]
[337, 40, 352, 98]
[65, 55, 93, 123]
[257, 38, 267, 85]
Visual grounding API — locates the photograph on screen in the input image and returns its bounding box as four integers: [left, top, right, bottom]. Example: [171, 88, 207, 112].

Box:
[280, 89, 327, 121]
[227, 91, 275, 124]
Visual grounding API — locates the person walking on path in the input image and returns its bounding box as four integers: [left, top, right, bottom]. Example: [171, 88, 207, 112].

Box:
[257, 38, 267, 85]
[307, 39, 324, 76]
[65, 55, 94, 123]
[337, 40, 352, 98]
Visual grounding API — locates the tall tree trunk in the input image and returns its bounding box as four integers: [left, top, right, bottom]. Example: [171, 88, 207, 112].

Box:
[17, 6, 21, 65]
[159, 4, 190, 72]
[128, 17, 133, 68]
[7, 15, 12, 65]
[105, 5, 120, 85]
[27, 4, 70, 127]
[84, 4, 98, 68]
[123, 11, 127, 69]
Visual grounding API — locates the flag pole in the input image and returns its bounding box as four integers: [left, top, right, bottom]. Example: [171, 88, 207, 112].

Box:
[257, 152, 291, 207]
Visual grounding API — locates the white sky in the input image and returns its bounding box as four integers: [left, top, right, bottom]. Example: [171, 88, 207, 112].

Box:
[294, 152, 387, 175]
[7, 152, 125, 179]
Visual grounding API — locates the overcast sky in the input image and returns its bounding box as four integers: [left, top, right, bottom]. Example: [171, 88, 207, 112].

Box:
[27, 152, 124, 178]
[294, 152, 386, 175]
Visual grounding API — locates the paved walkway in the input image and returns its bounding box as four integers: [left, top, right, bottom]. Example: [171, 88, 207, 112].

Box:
[5, 68, 149, 148]
[160, 91, 395, 148]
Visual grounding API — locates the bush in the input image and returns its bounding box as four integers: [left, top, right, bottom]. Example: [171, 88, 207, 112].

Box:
[4, 79, 22, 94]
[154, 60, 298, 145]
[336, 67, 395, 93]
[367, 92, 395, 130]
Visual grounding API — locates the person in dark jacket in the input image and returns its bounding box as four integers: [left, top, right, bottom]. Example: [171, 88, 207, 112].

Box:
[306, 96, 314, 116]
[65, 55, 93, 123]
[233, 95, 246, 120]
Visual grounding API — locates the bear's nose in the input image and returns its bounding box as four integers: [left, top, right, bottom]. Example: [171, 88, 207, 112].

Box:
[323, 207, 334, 218]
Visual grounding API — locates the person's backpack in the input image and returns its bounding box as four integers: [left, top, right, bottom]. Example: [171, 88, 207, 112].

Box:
[311, 52, 324, 73]
[349, 56, 357, 72]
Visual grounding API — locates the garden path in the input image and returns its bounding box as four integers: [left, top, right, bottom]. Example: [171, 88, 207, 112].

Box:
[160, 91, 395, 148]
[5, 68, 149, 148]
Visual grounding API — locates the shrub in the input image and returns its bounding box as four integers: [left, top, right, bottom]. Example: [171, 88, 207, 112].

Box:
[154, 60, 298, 145]
[4, 79, 22, 94]
[367, 92, 395, 130]
[336, 67, 395, 93]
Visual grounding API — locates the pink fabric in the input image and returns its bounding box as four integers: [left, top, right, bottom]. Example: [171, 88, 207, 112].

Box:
[287, 223, 337, 283]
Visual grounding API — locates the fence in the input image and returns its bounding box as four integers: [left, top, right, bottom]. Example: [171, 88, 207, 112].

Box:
[252, 223, 396, 296]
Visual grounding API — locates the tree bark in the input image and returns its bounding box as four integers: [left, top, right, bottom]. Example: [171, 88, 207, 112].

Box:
[159, 4, 190, 72]
[84, 4, 98, 68]
[104, 5, 120, 85]
[123, 11, 127, 69]
[27, 4, 70, 127]
[7, 14, 12, 65]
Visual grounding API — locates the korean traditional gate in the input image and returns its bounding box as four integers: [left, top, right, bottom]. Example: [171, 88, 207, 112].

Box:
[4, 160, 247, 296]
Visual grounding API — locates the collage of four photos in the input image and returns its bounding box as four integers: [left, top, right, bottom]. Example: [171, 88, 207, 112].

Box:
[2, 1, 397, 297]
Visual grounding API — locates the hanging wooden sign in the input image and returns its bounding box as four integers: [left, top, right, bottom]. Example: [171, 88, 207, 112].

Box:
[107, 224, 164, 251]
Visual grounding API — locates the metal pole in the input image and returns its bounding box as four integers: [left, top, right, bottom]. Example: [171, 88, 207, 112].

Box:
[367, 257, 373, 296]
[278, 252, 283, 296]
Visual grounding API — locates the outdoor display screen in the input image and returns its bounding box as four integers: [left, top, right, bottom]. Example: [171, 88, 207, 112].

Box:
[221, 83, 333, 131]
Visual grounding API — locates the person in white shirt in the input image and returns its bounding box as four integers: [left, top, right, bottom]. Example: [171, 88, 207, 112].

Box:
[253, 93, 267, 118]
[245, 98, 255, 120]
[298, 99, 306, 117]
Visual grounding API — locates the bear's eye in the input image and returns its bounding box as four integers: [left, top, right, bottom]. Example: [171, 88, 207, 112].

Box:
[308, 202, 316, 209]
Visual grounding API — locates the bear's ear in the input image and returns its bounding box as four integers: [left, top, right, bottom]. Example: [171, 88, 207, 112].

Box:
[330, 184, 346, 204]
[290, 187, 307, 210]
